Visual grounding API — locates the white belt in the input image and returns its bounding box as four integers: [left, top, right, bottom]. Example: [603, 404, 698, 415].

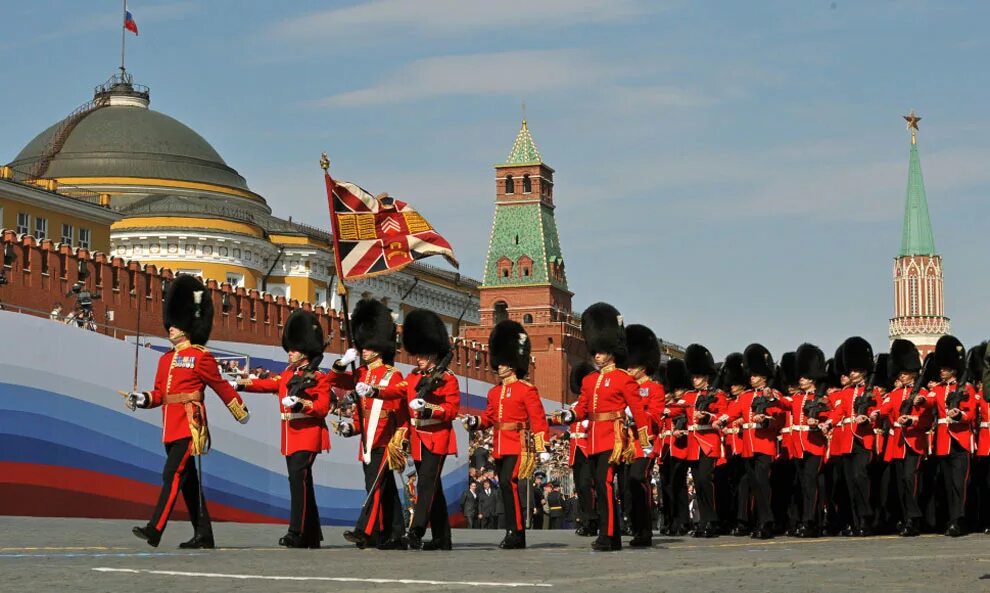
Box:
[688, 424, 716, 432]
[741, 423, 760, 430]
[660, 431, 673, 438]
[980, 422, 990, 429]
[780, 427, 792, 434]
[570, 432, 587, 439]
[412, 418, 443, 427]
[841, 418, 855, 425]
[724, 428, 740, 435]
[791, 425, 814, 432]
[936, 418, 952, 425]
[892, 423, 902, 429]
[280, 412, 309, 421]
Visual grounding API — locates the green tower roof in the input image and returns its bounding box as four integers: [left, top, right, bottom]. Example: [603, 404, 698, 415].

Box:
[502, 120, 542, 165]
[899, 132, 936, 257]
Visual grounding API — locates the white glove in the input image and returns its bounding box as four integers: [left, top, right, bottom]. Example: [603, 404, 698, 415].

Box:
[581, 419, 589, 429]
[462, 415, 480, 430]
[559, 409, 575, 423]
[337, 421, 354, 437]
[355, 382, 375, 397]
[227, 379, 238, 389]
[281, 395, 300, 409]
[643, 447, 654, 456]
[410, 398, 427, 411]
[624, 406, 632, 417]
[237, 410, 250, 425]
[125, 391, 146, 411]
[339, 348, 360, 367]
[539, 452, 552, 463]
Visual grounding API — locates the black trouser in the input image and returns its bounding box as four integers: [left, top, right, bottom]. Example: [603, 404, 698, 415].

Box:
[795, 454, 824, 526]
[411, 448, 450, 541]
[147, 438, 211, 537]
[286, 451, 322, 543]
[355, 448, 401, 542]
[572, 449, 597, 530]
[824, 458, 850, 531]
[496, 455, 526, 534]
[878, 458, 900, 529]
[843, 441, 873, 529]
[589, 452, 621, 542]
[667, 457, 691, 531]
[771, 457, 797, 533]
[691, 453, 719, 529]
[625, 456, 655, 537]
[894, 449, 923, 521]
[722, 455, 747, 527]
[970, 456, 990, 530]
[869, 454, 888, 529]
[937, 440, 971, 525]
[744, 454, 773, 529]
[919, 455, 940, 529]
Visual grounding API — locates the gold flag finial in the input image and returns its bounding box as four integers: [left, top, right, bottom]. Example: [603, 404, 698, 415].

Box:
[320, 152, 330, 172]
[903, 111, 921, 145]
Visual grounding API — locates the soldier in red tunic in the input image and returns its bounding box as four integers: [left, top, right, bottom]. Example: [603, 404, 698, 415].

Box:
[555, 303, 652, 551]
[970, 343, 990, 532]
[330, 299, 409, 550]
[657, 359, 691, 536]
[873, 339, 932, 537]
[236, 309, 330, 548]
[719, 353, 750, 535]
[787, 343, 829, 538]
[463, 320, 550, 549]
[926, 335, 976, 537]
[125, 275, 250, 548]
[566, 362, 598, 536]
[397, 309, 460, 551]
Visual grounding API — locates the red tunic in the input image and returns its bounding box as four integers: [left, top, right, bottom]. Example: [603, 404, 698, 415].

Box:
[879, 386, 934, 460]
[403, 370, 461, 460]
[240, 367, 331, 455]
[826, 388, 852, 458]
[722, 388, 784, 458]
[568, 420, 589, 465]
[928, 381, 977, 456]
[477, 377, 549, 458]
[328, 360, 409, 461]
[829, 384, 882, 454]
[145, 342, 247, 445]
[789, 391, 829, 458]
[571, 365, 652, 457]
[667, 389, 726, 460]
[975, 389, 990, 457]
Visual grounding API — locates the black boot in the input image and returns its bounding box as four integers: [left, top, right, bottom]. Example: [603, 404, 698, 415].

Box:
[591, 537, 621, 551]
[178, 533, 215, 549]
[421, 537, 452, 551]
[343, 530, 369, 549]
[944, 523, 964, 538]
[406, 529, 423, 550]
[132, 525, 161, 548]
[899, 520, 920, 537]
[628, 532, 653, 547]
[278, 531, 317, 548]
[730, 522, 750, 537]
[376, 537, 408, 550]
[499, 531, 526, 550]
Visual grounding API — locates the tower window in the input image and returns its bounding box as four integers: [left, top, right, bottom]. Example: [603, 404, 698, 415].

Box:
[505, 175, 515, 194]
[514, 235, 519, 245]
[523, 174, 532, 193]
[494, 301, 509, 324]
[523, 313, 533, 324]
[502, 269, 509, 278]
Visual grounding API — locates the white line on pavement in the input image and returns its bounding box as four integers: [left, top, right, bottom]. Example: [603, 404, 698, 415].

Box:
[91, 567, 553, 588]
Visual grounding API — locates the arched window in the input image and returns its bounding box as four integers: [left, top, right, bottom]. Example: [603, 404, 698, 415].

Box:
[522, 174, 532, 193]
[497, 256, 513, 279]
[909, 279, 919, 316]
[505, 175, 515, 194]
[517, 255, 533, 279]
[494, 301, 509, 324]
[523, 313, 533, 324]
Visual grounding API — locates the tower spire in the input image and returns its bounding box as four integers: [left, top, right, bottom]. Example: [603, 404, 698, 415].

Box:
[899, 111, 935, 257]
[503, 119, 542, 165]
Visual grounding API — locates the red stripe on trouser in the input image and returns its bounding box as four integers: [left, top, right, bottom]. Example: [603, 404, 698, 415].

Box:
[156, 444, 192, 531]
[301, 453, 315, 535]
[605, 465, 615, 537]
[364, 453, 389, 536]
[511, 457, 523, 532]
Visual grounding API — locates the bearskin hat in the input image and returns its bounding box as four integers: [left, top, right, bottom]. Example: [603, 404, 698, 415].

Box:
[626, 324, 661, 376]
[581, 302, 627, 364]
[282, 309, 325, 360]
[722, 353, 747, 389]
[743, 343, 774, 379]
[665, 357, 691, 392]
[685, 343, 717, 378]
[351, 299, 397, 363]
[489, 320, 532, 378]
[163, 275, 213, 346]
[888, 338, 922, 375]
[654, 362, 668, 389]
[968, 343, 987, 382]
[933, 335, 966, 377]
[824, 358, 841, 389]
[570, 361, 597, 396]
[839, 337, 874, 374]
[833, 344, 848, 378]
[873, 353, 893, 391]
[796, 343, 827, 381]
[402, 309, 450, 357]
[775, 351, 797, 391]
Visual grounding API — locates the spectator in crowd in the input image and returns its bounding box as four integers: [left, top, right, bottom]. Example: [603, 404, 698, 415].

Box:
[479, 479, 498, 529]
[547, 483, 565, 529]
[460, 481, 480, 529]
[496, 489, 506, 530]
[49, 304, 63, 320]
[531, 473, 546, 529]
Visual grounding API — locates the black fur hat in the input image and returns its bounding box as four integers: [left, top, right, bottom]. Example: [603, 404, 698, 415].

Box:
[967, 343, 987, 382]
[933, 335, 966, 377]
[873, 353, 893, 391]
[824, 358, 841, 389]
[685, 344, 717, 378]
[775, 351, 797, 391]
[722, 353, 747, 388]
[581, 302, 627, 365]
[351, 299, 397, 364]
[665, 357, 691, 392]
[489, 320, 531, 378]
[743, 343, 774, 379]
[888, 339, 921, 375]
[841, 337, 875, 374]
[570, 361, 597, 396]
[833, 344, 848, 378]
[626, 324, 660, 375]
[163, 275, 213, 346]
[402, 309, 450, 357]
[796, 343, 827, 381]
[282, 309, 325, 360]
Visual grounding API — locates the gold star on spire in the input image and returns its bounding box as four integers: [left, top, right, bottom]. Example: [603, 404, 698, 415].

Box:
[903, 111, 921, 144]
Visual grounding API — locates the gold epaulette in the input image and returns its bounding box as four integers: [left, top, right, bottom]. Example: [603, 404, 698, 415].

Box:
[519, 379, 534, 387]
[191, 345, 209, 352]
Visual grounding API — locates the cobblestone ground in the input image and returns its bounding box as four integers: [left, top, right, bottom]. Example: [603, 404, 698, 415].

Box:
[2, 517, 989, 593]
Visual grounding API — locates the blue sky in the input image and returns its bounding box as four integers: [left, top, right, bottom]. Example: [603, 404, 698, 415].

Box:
[2, 1, 989, 360]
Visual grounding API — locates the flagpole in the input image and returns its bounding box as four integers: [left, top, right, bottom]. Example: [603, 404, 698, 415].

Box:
[120, 0, 127, 74]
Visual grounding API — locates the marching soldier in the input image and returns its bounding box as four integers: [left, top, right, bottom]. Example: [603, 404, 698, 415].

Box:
[873, 339, 932, 537]
[718, 343, 784, 539]
[328, 299, 409, 550]
[718, 353, 750, 534]
[788, 344, 829, 538]
[674, 343, 726, 538]
[125, 275, 250, 548]
[659, 358, 692, 536]
[870, 353, 894, 532]
[971, 344, 990, 532]
[398, 309, 460, 550]
[772, 351, 799, 536]
[237, 309, 331, 548]
[927, 335, 976, 537]
[567, 362, 598, 536]
[555, 303, 652, 551]
[463, 320, 550, 549]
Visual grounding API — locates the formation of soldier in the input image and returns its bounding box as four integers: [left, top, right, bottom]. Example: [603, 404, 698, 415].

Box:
[123, 285, 989, 552]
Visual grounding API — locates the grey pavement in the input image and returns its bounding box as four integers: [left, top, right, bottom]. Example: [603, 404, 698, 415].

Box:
[1, 517, 989, 592]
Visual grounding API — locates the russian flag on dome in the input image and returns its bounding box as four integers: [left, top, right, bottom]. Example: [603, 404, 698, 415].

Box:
[124, 9, 139, 35]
